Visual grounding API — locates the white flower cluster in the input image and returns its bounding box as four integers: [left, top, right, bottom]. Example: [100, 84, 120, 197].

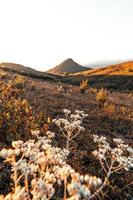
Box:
[2, 186, 29, 200]
[0, 129, 102, 200]
[54, 109, 88, 132]
[93, 135, 133, 171]
[0, 110, 132, 200]
[113, 138, 133, 171]
[53, 109, 88, 148]
[0, 148, 20, 159]
[93, 135, 111, 160]
[67, 174, 102, 200]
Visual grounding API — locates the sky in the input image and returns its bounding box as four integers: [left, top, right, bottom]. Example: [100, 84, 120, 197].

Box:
[0, 0, 133, 71]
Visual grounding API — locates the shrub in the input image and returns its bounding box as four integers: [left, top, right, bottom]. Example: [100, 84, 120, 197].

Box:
[0, 81, 46, 143]
[80, 79, 88, 94]
[11, 75, 26, 89]
[96, 87, 108, 108]
[103, 102, 115, 115]
[0, 110, 132, 199]
[120, 106, 127, 115]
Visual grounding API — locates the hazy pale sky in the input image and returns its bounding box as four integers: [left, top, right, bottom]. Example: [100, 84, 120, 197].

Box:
[0, 0, 133, 71]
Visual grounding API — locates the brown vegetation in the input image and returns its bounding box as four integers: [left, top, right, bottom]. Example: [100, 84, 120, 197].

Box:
[0, 67, 133, 199]
[80, 79, 88, 94]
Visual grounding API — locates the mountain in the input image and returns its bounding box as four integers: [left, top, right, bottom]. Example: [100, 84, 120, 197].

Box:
[74, 61, 133, 76]
[47, 58, 90, 74]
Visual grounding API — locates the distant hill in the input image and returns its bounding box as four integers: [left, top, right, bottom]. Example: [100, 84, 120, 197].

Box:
[74, 61, 133, 76]
[0, 62, 61, 81]
[47, 58, 90, 74]
[0, 63, 37, 74]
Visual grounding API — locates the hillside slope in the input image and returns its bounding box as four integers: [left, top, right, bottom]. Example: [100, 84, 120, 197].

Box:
[74, 61, 133, 76]
[48, 58, 90, 74]
[65, 61, 133, 91]
[0, 62, 61, 81]
[0, 63, 36, 73]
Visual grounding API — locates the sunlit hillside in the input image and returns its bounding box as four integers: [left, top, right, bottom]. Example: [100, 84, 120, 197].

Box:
[74, 61, 133, 76]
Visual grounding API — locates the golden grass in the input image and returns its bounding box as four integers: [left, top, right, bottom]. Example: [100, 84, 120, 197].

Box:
[74, 61, 133, 76]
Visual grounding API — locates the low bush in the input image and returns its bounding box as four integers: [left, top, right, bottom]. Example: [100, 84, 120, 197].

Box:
[11, 75, 26, 89]
[80, 79, 88, 94]
[0, 81, 46, 143]
[96, 88, 108, 108]
[103, 102, 115, 115]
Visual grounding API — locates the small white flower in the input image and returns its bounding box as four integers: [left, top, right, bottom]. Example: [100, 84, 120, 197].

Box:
[31, 130, 40, 137]
[84, 174, 90, 182]
[63, 109, 71, 115]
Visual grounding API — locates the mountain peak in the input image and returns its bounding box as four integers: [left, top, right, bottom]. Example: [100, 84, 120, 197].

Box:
[48, 58, 90, 74]
[60, 58, 79, 67]
[64, 58, 74, 62]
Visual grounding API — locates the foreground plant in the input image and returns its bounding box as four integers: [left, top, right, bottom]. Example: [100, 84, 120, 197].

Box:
[53, 109, 88, 149]
[0, 130, 102, 200]
[91, 135, 133, 199]
[0, 80, 46, 142]
[0, 110, 132, 200]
